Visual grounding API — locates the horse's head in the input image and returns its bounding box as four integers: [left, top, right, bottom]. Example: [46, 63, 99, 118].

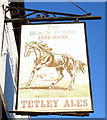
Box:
[35, 41, 53, 53]
[24, 42, 33, 57]
[24, 41, 53, 58]
[24, 42, 42, 57]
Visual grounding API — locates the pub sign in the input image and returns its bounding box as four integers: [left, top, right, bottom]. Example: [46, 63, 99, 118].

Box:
[17, 22, 93, 115]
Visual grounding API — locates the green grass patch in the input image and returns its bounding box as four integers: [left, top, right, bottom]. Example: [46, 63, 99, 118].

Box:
[18, 83, 90, 98]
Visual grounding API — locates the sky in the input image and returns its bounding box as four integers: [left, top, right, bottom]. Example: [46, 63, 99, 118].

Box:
[24, 1, 105, 119]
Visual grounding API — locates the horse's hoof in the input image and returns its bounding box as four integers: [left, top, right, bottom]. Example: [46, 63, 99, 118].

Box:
[67, 87, 73, 91]
[36, 68, 41, 70]
[37, 75, 43, 79]
[49, 86, 52, 89]
[49, 84, 54, 89]
[26, 83, 30, 88]
[49, 85, 53, 89]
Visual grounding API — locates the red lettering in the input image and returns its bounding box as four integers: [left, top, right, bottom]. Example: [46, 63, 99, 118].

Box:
[71, 100, 76, 107]
[77, 99, 82, 107]
[47, 100, 52, 107]
[64, 100, 70, 107]
[28, 100, 33, 108]
[38, 36, 50, 40]
[53, 100, 58, 107]
[41, 100, 46, 107]
[34, 100, 40, 107]
[21, 101, 27, 108]
[53, 35, 68, 39]
[83, 99, 88, 106]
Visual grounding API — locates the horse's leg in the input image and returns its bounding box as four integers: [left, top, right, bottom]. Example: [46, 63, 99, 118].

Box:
[49, 67, 64, 88]
[26, 66, 37, 87]
[66, 69, 76, 90]
[36, 64, 45, 70]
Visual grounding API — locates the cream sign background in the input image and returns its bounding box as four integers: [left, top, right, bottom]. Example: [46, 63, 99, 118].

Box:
[18, 23, 93, 113]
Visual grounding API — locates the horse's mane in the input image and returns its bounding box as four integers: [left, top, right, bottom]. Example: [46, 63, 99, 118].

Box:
[32, 41, 53, 52]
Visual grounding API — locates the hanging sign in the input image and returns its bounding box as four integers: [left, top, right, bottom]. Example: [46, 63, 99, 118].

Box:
[17, 22, 93, 116]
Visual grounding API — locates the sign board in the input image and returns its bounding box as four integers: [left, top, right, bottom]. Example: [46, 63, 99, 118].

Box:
[17, 22, 93, 115]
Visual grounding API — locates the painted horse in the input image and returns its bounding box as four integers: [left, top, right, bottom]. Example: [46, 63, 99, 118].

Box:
[24, 41, 86, 90]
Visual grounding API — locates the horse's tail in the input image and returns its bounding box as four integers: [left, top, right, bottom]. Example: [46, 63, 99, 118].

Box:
[62, 54, 86, 73]
[74, 60, 86, 73]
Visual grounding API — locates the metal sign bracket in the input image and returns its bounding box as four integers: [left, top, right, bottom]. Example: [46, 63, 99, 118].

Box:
[5, 6, 101, 23]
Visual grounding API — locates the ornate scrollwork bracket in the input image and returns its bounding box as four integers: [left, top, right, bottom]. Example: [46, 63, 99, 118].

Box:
[5, 6, 101, 24]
